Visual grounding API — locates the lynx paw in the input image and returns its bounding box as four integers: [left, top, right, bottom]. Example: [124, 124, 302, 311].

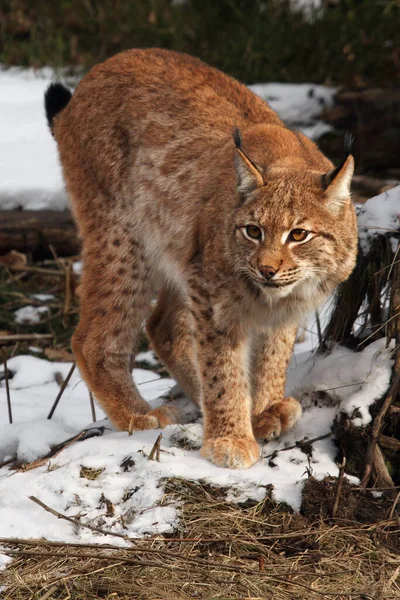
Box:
[148, 405, 182, 428]
[201, 437, 260, 469]
[252, 397, 302, 441]
[127, 406, 181, 431]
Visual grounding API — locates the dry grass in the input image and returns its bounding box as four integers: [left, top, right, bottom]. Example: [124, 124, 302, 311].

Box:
[1, 478, 399, 600]
[79, 466, 105, 481]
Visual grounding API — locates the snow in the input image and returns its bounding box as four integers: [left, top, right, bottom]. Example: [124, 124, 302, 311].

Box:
[357, 186, 400, 255]
[250, 82, 335, 139]
[31, 293, 54, 301]
[0, 68, 67, 210]
[0, 330, 392, 553]
[0, 67, 334, 211]
[14, 305, 49, 324]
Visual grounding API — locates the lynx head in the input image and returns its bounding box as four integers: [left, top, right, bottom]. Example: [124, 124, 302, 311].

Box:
[230, 128, 358, 308]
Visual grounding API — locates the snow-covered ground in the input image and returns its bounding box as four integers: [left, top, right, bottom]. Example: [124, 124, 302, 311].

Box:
[0, 331, 393, 553]
[358, 186, 400, 255]
[0, 67, 334, 211]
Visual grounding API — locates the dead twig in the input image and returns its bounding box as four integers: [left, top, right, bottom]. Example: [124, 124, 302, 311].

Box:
[264, 432, 332, 459]
[378, 433, 400, 452]
[49, 244, 66, 273]
[148, 433, 162, 461]
[47, 363, 76, 419]
[372, 444, 396, 495]
[89, 391, 97, 423]
[2, 351, 12, 424]
[37, 584, 59, 600]
[4, 548, 185, 573]
[388, 490, 400, 520]
[0, 457, 16, 469]
[361, 372, 400, 488]
[63, 262, 73, 322]
[332, 457, 346, 518]
[0, 264, 66, 277]
[0, 333, 53, 343]
[13, 430, 88, 472]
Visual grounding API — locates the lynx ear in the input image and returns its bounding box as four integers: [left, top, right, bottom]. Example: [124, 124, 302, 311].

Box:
[322, 154, 354, 210]
[233, 128, 264, 195]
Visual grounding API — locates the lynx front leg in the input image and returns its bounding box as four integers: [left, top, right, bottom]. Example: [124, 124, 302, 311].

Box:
[189, 287, 258, 468]
[252, 326, 302, 440]
[72, 238, 178, 432]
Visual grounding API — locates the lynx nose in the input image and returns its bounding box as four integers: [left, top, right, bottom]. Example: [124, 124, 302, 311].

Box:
[259, 265, 277, 280]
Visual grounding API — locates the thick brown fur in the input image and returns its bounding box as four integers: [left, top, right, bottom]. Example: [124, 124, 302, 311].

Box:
[51, 48, 358, 469]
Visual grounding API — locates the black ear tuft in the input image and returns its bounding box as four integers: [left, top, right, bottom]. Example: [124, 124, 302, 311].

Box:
[344, 131, 354, 158]
[44, 83, 72, 134]
[233, 127, 242, 150]
[322, 132, 355, 190]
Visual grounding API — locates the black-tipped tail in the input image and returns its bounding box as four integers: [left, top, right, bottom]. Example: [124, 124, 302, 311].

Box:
[44, 83, 72, 133]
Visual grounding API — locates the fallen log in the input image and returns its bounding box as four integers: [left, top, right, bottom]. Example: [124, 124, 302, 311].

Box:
[0, 210, 80, 258]
[319, 86, 400, 173]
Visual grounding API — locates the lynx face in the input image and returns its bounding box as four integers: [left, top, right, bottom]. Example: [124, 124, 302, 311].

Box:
[231, 148, 357, 303]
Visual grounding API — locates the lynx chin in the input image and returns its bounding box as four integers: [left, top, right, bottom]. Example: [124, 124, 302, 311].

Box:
[45, 48, 358, 469]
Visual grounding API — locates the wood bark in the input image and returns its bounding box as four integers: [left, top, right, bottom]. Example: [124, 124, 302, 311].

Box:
[319, 86, 400, 174]
[0, 210, 80, 258]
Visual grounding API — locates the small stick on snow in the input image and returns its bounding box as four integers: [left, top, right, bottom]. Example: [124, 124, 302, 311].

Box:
[47, 363, 76, 419]
[89, 391, 97, 422]
[14, 429, 88, 472]
[332, 457, 346, 518]
[263, 432, 332, 459]
[148, 433, 162, 461]
[29, 495, 128, 540]
[2, 351, 12, 424]
[0, 456, 16, 469]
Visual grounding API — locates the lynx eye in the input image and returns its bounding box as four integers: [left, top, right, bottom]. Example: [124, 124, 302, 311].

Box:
[288, 229, 309, 243]
[244, 225, 262, 241]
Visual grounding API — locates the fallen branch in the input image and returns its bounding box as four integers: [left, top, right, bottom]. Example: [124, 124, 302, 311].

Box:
[0, 209, 80, 257]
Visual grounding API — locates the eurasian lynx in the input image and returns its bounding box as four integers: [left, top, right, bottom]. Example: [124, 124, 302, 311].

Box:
[45, 49, 357, 469]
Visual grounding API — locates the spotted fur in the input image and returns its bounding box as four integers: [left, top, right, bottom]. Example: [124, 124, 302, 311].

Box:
[49, 49, 358, 469]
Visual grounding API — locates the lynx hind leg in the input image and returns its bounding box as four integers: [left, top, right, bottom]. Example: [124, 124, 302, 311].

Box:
[146, 285, 202, 406]
[72, 237, 178, 432]
[252, 397, 302, 441]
